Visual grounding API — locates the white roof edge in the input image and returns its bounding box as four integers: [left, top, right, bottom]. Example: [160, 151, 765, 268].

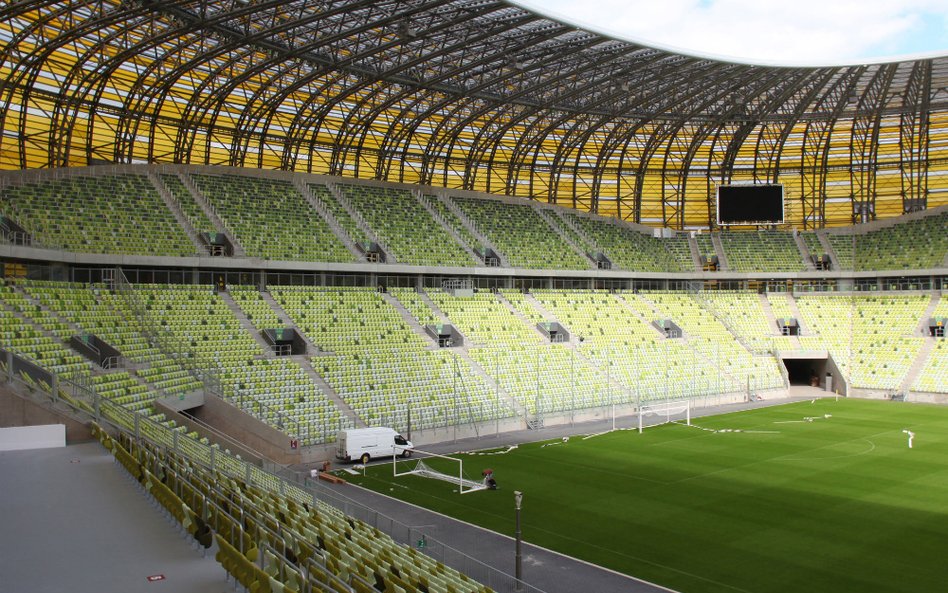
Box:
[507, 0, 948, 68]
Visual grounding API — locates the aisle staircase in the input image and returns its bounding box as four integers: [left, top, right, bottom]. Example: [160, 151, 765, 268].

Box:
[217, 291, 275, 357]
[793, 232, 817, 270]
[147, 172, 205, 255]
[178, 173, 247, 257]
[293, 179, 364, 261]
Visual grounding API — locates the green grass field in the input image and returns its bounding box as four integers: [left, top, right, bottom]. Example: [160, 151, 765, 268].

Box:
[343, 399, 948, 593]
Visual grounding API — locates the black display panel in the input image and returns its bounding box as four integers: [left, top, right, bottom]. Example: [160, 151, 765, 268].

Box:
[716, 184, 784, 225]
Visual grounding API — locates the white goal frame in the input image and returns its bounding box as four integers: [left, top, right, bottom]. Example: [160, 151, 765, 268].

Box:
[638, 399, 691, 433]
[392, 449, 487, 494]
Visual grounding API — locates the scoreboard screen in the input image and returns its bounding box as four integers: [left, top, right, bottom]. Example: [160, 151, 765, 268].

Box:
[717, 184, 784, 226]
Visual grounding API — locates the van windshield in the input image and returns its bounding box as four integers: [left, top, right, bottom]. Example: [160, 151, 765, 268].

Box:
[394, 435, 408, 445]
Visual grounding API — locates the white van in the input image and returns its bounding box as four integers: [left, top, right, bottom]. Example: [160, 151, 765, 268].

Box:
[336, 427, 413, 464]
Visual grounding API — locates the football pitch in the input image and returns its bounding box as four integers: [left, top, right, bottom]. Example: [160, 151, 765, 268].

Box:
[343, 399, 948, 593]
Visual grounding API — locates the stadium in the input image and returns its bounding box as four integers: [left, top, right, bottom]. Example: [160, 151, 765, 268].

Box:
[1, 1, 947, 592]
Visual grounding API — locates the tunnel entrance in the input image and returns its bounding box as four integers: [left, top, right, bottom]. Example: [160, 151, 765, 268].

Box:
[782, 357, 828, 387]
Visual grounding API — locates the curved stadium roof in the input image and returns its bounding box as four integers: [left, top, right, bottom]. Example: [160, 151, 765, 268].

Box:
[2, 0, 948, 229]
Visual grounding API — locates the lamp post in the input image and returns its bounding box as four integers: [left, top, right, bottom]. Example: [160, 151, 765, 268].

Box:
[514, 490, 523, 591]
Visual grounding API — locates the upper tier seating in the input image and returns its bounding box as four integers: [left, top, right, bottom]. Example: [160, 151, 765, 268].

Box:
[551, 213, 597, 256]
[827, 235, 857, 270]
[826, 212, 948, 271]
[719, 230, 807, 273]
[338, 184, 474, 267]
[694, 233, 715, 259]
[451, 196, 590, 270]
[0, 166, 942, 274]
[0, 174, 194, 255]
[801, 232, 825, 260]
[563, 212, 690, 272]
[663, 234, 698, 271]
[192, 174, 353, 263]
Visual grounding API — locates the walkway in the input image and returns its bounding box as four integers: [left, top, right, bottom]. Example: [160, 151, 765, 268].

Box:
[0, 441, 227, 593]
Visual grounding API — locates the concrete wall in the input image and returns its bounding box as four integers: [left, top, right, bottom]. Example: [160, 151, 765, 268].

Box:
[0, 386, 92, 443]
[188, 393, 304, 465]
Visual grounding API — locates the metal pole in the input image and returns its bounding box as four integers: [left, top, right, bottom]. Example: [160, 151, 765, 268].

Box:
[514, 490, 523, 591]
[534, 349, 540, 429]
[495, 349, 500, 436]
[452, 355, 460, 443]
[610, 348, 615, 431]
[570, 348, 575, 426]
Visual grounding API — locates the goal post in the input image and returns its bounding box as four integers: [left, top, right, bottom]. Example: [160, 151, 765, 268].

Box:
[393, 449, 487, 494]
[638, 399, 691, 433]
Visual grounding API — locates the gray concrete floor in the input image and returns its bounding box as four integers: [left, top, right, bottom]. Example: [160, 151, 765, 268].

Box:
[0, 441, 228, 593]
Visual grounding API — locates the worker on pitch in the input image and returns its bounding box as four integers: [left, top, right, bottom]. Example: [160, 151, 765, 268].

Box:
[902, 430, 915, 449]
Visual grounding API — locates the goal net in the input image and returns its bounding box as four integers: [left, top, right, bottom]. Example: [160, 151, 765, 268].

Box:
[393, 449, 487, 494]
[638, 399, 691, 433]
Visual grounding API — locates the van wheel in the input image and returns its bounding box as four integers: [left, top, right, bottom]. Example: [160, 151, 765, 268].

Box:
[360, 453, 370, 465]
[402, 450, 412, 458]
